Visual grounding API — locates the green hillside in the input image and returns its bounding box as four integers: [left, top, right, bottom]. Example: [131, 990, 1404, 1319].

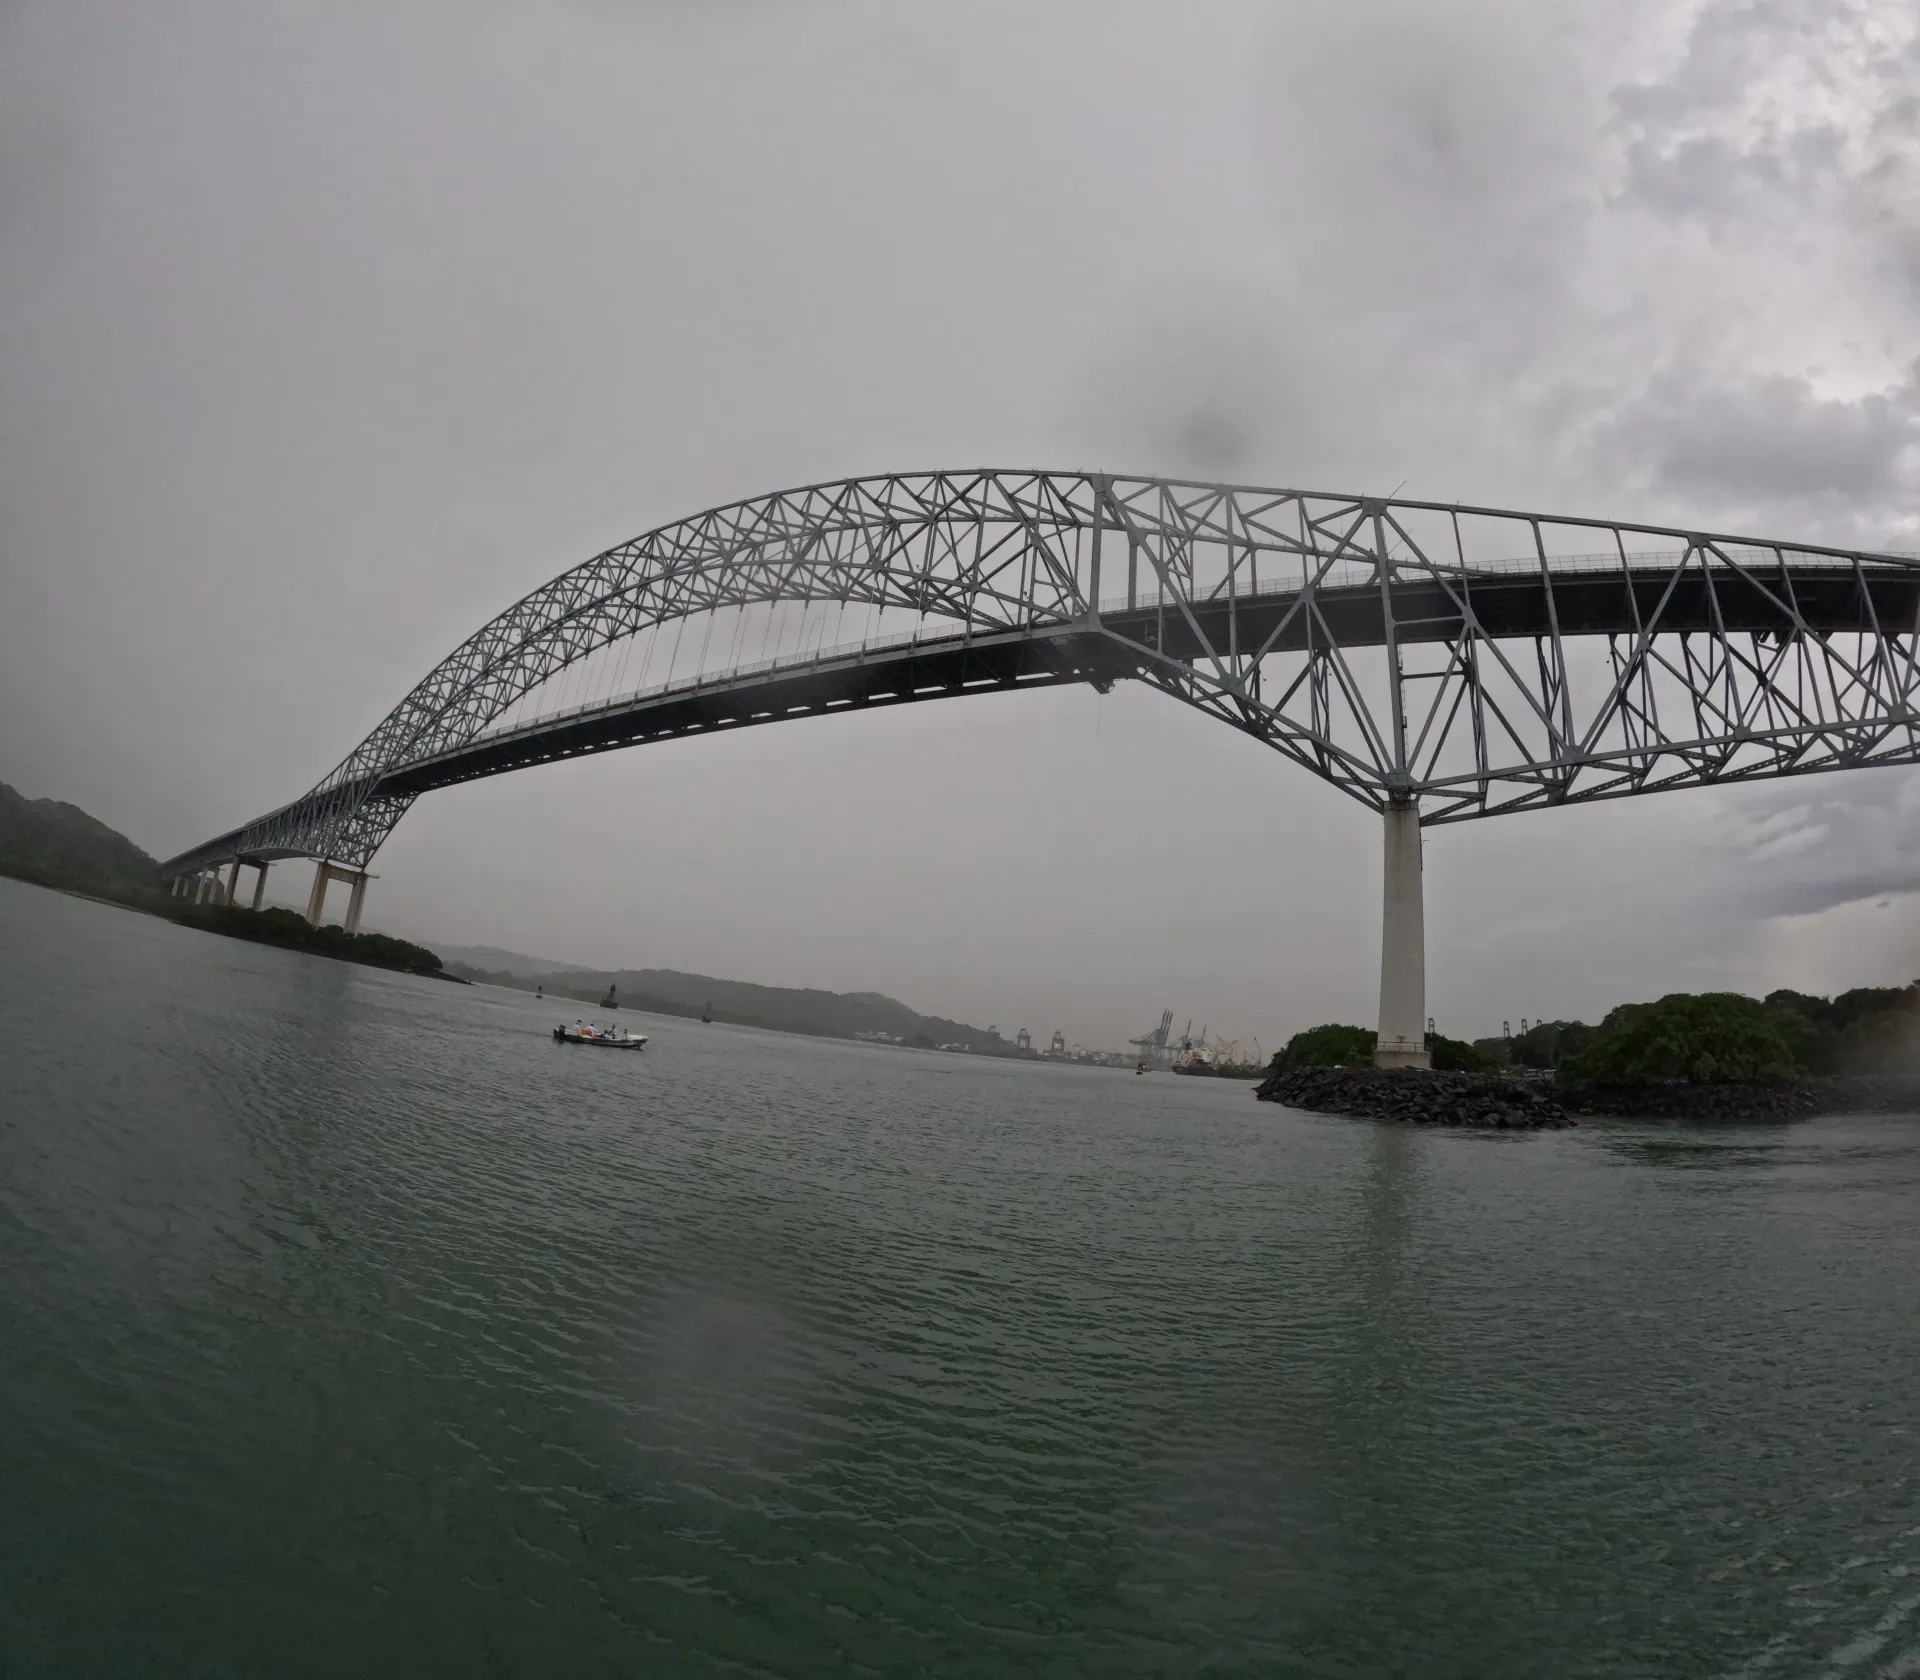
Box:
[0, 780, 444, 978]
[450, 957, 1007, 1048]
[0, 782, 162, 895]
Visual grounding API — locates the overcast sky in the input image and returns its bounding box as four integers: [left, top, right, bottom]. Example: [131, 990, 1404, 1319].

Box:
[4, 0, 1919, 1048]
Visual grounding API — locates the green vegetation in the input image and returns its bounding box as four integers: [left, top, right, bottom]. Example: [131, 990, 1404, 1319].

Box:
[448, 957, 1006, 1047]
[173, 902, 442, 973]
[1762, 985, 1920, 1076]
[1284, 983, 1920, 1092]
[1270, 1024, 1497, 1073]
[0, 778, 446, 978]
[1468, 989, 1920, 1087]
[1270, 1024, 1377, 1070]
[1428, 1032, 1497, 1072]
[1560, 993, 1803, 1088]
[0, 781, 160, 898]
[1515, 1020, 1593, 1070]
[1470, 1020, 1592, 1069]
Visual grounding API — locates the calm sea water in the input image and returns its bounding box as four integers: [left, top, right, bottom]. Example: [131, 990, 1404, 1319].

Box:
[4, 876, 1919, 1677]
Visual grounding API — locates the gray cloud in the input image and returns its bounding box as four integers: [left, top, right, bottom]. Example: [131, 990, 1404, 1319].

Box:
[9, 0, 1920, 1043]
[1719, 775, 1920, 918]
[1615, 0, 1920, 244]
[1615, 365, 1920, 503]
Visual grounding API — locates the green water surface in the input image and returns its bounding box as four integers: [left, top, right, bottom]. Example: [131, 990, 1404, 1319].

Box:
[3, 876, 1917, 1677]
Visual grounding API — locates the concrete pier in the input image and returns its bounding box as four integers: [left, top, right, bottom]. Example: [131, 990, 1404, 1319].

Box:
[249, 860, 269, 911]
[305, 861, 371, 930]
[1373, 801, 1430, 1069]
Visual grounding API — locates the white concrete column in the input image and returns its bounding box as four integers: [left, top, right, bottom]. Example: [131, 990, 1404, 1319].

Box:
[250, 861, 269, 911]
[225, 858, 242, 905]
[1374, 800, 1430, 1069]
[343, 872, 368, 934]
[305, 863, 330, 926]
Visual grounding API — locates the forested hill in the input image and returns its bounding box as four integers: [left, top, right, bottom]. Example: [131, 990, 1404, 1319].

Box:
[0, 787, 991, 1040]
[0, 780, 445, 977]
[0, 782, 160, 893]
[448, 957, 1002, 1047]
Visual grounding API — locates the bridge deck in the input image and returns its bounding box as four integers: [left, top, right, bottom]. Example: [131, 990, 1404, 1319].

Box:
[374, 560, 1920, 800]
[163, 556, 1920, 875]
[374, 626, 1128, 798]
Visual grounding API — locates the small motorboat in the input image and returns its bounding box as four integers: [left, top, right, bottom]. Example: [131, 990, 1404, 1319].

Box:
[554, 1021, 647, 1050]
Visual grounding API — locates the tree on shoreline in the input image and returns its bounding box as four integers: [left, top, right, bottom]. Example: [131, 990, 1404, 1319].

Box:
[1562, 993, 1802, 1087]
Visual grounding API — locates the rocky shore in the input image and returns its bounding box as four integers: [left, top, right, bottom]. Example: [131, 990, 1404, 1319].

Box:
[1254, 1067, 1920, 1127]
[1254, 1067, 1576, 1128]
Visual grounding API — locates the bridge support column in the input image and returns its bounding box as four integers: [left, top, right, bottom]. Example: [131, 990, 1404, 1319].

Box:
[249, 861, 269, 912]
[225, 858, 242, 905]
[305, 863, 329, 925]
[1374, 800, 1430, 1069]
[305, 861, 371, 929]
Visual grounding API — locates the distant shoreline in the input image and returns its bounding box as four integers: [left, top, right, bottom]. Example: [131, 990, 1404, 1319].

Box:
[0, 868, 463, 984]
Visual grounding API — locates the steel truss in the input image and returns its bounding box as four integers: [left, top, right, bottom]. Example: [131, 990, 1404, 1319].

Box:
[161, 471, 1920, 877]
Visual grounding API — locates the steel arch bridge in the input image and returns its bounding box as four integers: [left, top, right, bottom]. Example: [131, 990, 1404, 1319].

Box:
[162, 469, 1920, 1063]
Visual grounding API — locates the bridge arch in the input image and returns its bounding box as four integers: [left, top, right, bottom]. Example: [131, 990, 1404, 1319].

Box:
[163, 469, 1920, 1067]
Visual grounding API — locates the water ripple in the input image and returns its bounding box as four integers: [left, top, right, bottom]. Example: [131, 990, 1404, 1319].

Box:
[3, 876, 1918, 1677]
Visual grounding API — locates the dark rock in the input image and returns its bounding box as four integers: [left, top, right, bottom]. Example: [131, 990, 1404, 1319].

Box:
[1559, 1074, 1920, 1120]
[1256, 1067, 1920, 1128]
[1252, 1067, 1571, 1130]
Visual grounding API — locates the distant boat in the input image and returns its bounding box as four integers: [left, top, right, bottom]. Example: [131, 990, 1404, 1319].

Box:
[601, 984, 619, 1009]
[701, 1001, 712, 1023]
[536, 984, 543, 999]
[554, 1021, 646, 1050]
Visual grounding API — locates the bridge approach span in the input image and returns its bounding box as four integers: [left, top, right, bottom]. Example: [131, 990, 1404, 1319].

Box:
[158, 470, 1920, 1068]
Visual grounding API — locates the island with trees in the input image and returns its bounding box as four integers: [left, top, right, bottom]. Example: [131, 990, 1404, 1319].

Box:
[1257, 985, 1920, 1127]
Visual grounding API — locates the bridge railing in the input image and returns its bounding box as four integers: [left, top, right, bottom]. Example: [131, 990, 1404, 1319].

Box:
[1091, 543, 1913, 616]
[446, 617, 1004, 763]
